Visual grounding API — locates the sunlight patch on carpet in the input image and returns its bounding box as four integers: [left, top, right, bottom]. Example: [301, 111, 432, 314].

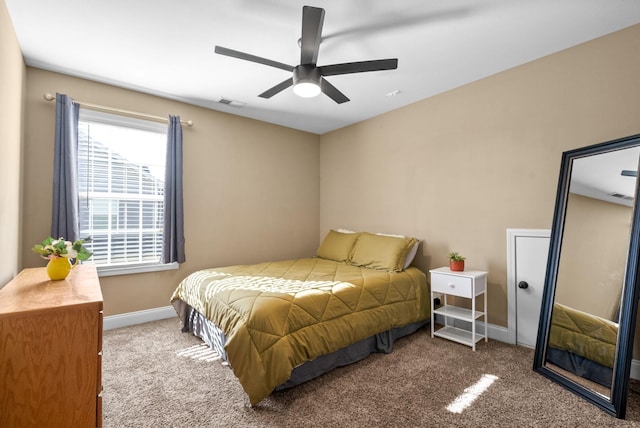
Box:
[176, 344, 220, 362]
[446, 374, 498, 414]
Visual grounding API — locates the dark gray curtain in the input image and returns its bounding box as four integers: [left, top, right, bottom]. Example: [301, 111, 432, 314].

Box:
[51, 93, 80, 241]
[163, 115, 185, 263]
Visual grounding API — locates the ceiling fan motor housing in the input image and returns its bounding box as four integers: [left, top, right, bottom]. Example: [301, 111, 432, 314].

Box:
[293, 65, 322, 97]
[293, 64, 321, 84]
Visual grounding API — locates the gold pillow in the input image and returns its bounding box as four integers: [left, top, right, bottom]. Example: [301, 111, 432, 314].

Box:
[350, 232, 418, 272]
[316, 230, 360, 262]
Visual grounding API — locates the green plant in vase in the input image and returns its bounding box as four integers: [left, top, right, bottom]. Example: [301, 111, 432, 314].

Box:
[33, 236, 92, 280]
[448, 251, 466, 272]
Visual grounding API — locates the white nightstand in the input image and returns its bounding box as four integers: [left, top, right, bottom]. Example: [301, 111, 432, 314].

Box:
[429, 267, 488, 351]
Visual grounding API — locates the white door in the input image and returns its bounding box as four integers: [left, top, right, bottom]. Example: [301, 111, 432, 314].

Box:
[507, 229, 550, 347]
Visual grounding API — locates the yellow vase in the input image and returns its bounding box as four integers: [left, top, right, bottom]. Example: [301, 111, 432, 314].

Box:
[46, 257, 76, 280]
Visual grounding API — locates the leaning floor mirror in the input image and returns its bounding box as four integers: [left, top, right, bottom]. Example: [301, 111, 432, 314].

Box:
[534, 134, 640, 419]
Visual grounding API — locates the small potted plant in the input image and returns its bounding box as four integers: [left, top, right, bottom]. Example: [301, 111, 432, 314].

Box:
[448, 251, 466, 272]
[33, 236, 92, 280]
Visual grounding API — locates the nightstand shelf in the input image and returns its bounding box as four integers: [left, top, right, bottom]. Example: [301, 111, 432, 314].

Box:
[429, 267, 488, 351]
[432, 305, 485, 321]
[434, 326, 485, 346]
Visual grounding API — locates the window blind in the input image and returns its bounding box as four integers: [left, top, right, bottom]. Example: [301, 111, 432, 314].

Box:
[77, 110, 167, 267]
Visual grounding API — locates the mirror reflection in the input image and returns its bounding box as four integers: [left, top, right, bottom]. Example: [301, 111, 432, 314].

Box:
[546, 147, 638, 396]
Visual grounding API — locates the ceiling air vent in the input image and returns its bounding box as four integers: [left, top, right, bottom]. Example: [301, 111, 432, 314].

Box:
[609, 192, 634, 201]
[215, 97, 245, 107]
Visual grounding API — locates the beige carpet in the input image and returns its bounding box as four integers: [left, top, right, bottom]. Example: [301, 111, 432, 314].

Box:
[103, 318, 640, 427]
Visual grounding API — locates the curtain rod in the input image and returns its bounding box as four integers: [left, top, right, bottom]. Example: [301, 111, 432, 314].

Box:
[43, 93, 193, 127]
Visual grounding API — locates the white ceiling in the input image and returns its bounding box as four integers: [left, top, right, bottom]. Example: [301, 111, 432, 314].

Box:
[570, 146, 640, 207]
[5, 0, 640, 135]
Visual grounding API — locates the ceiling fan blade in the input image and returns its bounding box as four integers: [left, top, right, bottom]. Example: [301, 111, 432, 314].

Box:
[300, 6, 325, 65]
[319, 59, 398, 76]
[215, 46, 294, 72]
[320, 78, 349, 104]
[259, 78, 294, 99]
[621, 170, 638, 177]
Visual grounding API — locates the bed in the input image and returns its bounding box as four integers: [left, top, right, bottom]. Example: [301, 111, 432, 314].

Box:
[170, 230, 430, 405]
[547, 302, 618, 387]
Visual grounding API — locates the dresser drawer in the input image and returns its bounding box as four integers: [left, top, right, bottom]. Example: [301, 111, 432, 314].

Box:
[431, 272, 473, 298]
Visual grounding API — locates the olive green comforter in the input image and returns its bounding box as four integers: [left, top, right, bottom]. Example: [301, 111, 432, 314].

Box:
[549, 302, 618, 368]
[171, 257, 429, 405]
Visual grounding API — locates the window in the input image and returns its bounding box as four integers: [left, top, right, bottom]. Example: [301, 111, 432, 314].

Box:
[77, 109, 177, 276]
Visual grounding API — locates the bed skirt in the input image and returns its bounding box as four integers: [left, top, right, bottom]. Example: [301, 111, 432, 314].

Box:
[175, 301, 428, 391]
[547, 346, 613, 388]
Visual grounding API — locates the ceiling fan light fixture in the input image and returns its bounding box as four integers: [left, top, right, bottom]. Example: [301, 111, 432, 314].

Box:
[293, 65, 321, 98]
[293, 81, 321, 98]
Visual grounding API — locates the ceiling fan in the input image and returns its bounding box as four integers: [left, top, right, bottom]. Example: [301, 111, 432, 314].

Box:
[214, 5, 398, 104]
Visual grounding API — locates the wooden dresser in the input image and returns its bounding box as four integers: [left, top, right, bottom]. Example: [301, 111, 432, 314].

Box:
[0, 264, 103, 428]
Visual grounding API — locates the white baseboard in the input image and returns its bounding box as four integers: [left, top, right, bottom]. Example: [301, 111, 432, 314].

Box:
[630, 359, 640, 380]
[103, 305, 177, 330]
[486, 322, 510, 343]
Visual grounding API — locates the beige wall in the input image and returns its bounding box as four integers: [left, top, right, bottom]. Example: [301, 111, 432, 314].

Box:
[22, 69, 320, 315]
[0, 0, 25, 286]
[7, 2, 640, 336]
[319, 24, 640, 328]
[556, 194, 632, 320]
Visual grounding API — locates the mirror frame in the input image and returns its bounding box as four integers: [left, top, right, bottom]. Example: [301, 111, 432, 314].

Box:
[533, 134, 640, 419]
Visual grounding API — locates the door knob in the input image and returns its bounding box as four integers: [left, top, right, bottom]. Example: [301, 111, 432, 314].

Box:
[518, 281, 529, 289]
